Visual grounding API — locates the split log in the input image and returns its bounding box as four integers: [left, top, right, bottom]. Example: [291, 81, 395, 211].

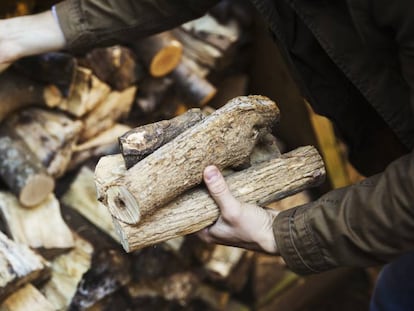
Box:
[0, 231, 50, 301]
[62, 166, 119, 241]
[80, 86, 137, 142]
[97, 95, 280, 225]
[13, 52, 77, 96]
[79, 45, 142, 91]
[0, 127, 54, 207]
[0, 70, 62, 123]
[172, 28, 223, 69]
[172, 57, 217, 107]
[57, 66, 111, 117]
[40, 233, 93, 310]
[69, 124, 131, 171]
[119, 108, 204, 168]
[97, 146, 325, 251]
[0, 192, 74, 258]
[6, 108, 83, 178]
[204, 245, 246, 280]
[134, 31, 183, 77]
[181, 14, 241, 52]
[135, 76, 174, 114]
[0, 284, 54, 311]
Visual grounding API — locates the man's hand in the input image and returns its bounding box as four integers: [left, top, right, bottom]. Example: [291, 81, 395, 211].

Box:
[0, 11, 66, 66]
[198, 165, 279, 254]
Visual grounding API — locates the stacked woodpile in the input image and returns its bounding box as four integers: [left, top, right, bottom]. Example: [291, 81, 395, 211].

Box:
[0, 2, 355, 311]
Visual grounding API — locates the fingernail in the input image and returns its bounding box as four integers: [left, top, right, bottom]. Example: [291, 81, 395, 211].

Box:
[204, 166, 219, 182]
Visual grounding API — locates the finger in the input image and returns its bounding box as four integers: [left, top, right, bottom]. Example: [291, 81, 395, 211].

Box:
[197, 227, 216, 244]
[203, 165, 242, 222]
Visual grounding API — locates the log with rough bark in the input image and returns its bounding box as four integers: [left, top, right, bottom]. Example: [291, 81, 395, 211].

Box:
[6, 108, 83, 178]
[135, 76, 174, 113]
[56, 66, 111, 117]
[0, 192, 74, 258]
[80, 86, 137, 142]
[0, 231, 50, 301]
[79, 45, 142, 91]
[133, 31, 183, 77]
[68, 124, 131, 171]
[97, 95, 279, 225]
[172, 57, 217, 107]
[40, 233, 93, 310]
[97, 146, 325, 252]
[0, 126, 54, 207]
[0, 284, 55, 311]
[13, 52, 77, 96]
[0, 69, 62, 123]
[119, 108, 204, 168]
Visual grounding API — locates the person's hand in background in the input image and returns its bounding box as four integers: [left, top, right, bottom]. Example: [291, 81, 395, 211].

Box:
[198, 165, 279, 254]
[0, 10, 65, 70]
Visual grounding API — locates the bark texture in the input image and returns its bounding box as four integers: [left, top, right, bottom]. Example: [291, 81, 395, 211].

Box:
[97, 95, 280, 225]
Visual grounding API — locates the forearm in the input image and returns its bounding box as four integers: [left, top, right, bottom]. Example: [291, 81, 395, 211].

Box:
[54, 0, 219, 53]
[0, 11, 65, 64]
[274, 150, 414, 274]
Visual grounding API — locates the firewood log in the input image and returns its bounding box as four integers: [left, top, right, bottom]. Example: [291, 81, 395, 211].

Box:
[203, 245, 246, 280]
[56, 66, 111, 117]
[69, 124, 131, 171]
[6, 108, 83, 178]
[0, 192, 74, 258]
[180, 14, 241, 52]
[62, 166, 119, 241]
[96, 146, 325, 252]
[172, 57, 217, 107]
[40, 233, 93, 310]
[0, 231, 50, 301]
[0, 70, 62, 123]
[79, 45, 142, 91]
[135, 76, 174, 113]
[80, 86, 137, 142]
[13, 52, 77, 96]
[0, 126, 54, 207]
[0, 284, 54, 311]
[133, 31, 183, 77]
[97, 95, 280, 225]
[119, 108, 204, 168]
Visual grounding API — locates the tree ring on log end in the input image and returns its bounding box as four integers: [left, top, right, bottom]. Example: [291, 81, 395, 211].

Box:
[150, 41, 183, 77]
[107, 186, 140, 225]
[20, 174, 55, 207]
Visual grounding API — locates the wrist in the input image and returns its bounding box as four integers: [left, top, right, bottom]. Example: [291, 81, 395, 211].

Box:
[258, 208, 279, 254]
[0, 10, 66, 63]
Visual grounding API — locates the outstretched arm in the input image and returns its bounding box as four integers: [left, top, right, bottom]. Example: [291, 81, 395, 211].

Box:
[0, 10, 65, 65]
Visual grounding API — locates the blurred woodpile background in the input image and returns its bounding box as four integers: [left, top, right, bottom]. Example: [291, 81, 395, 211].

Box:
[0, 1, 372, 311]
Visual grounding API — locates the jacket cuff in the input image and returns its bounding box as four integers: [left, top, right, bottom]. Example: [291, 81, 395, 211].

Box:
[273, 203, 331, 274]
[54, 0, 95, 53]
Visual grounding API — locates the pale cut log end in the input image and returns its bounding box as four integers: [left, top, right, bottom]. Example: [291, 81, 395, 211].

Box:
[19, 174, 55, 207]
[43, 85, 62, 108]
[150, 40, 183, 77]
[107, 186, 140, 225]
[112, 218, 130, 252]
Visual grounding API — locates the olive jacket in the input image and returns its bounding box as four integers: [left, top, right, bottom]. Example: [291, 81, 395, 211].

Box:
[54, 0, 414, 274]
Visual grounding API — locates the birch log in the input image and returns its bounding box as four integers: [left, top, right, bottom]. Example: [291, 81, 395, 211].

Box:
[97, 95, 279, 225]
[0, 128, 54, 207]
[0, 231, 50, 301]
[119, 108, 204, 168]
[134, 31, 183, 77]
[96, 146, 325, 252]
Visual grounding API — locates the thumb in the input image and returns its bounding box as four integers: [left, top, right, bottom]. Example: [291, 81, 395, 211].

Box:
[203, 165, 241, 222]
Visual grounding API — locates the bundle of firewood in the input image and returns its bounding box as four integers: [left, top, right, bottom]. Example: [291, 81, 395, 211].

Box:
[0, 2, 359, 310]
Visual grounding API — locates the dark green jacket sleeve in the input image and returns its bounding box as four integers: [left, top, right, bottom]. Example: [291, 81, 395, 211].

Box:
[274, 0, 414, 275]
[274, 150, 414, 274]
[54, 0, 219, 52]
